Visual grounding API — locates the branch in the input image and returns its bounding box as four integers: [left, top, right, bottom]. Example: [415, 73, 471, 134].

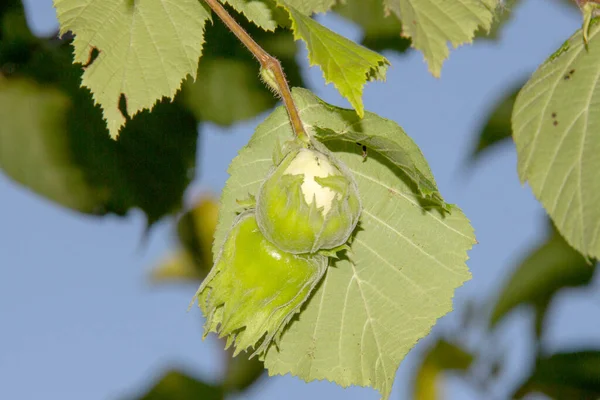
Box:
[202, 0, 308, 142]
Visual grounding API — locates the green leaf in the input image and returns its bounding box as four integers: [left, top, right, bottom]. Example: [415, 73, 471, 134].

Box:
[279, 0, 336, 15]
[0, 38, 198, 224]
[223, 353, 266, 392]
[383, 0, 497, 77]
[413, 340, 473, 400]
[132, 370, 223, 400]
[470, 80, 523, 160]
[222, 0, 277, 30]
[477, 0, 518, 40]
[212, 88, 475, 399]
[514, 351, 600, 399]
[0, 78, 103, 212]
[278, 1, 390, 117]
[181, 15, 304, 125]
[54, 0, 211, 138]
[489, 225, 595, 329]
[512, 18, 600, 260]
[308, 98, 449, 209]
[333, 0, 411, 53]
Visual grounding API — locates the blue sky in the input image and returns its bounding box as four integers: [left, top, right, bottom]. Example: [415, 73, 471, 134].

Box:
[1, 1, 599, 399]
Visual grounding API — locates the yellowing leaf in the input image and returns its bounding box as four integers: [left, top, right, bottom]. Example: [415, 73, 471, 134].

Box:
[512, 19, 600, 259]
[152, 197, 220, 283]
[383, 0, 497, 76]
[150, 250, 202, 283]
[54, 0, 211, 138]
[279, 1, 389, 117]
[413, 340, 473, 400]
[177, 197, 220, 273]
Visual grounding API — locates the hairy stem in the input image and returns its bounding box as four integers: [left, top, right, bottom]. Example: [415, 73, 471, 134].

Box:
[202, 0, 308, 142]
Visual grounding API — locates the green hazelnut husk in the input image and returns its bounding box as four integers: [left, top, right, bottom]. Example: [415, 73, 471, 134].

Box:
[194, 211, 328, 357]
[256, 147, 361, 254]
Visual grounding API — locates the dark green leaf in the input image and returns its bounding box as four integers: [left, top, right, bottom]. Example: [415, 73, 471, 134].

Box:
[490, 225, 595, 329]
[334, 0, 411, 53]
[223, 352, 265, 392]
[181, 8, 304, 125]
[471, 80, 523, 161]
[0, 30, 198, 224]
[132, 370, 223, 400]
[514, 351, 600, 399]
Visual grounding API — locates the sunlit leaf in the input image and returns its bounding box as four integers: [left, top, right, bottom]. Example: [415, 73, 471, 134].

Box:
[222, 0, 277, 30]
[278, 1, 390, 117]
[280, 0, 335, 14]
[383, 0, 497, 76]
[512, 18, 600, 259]
[210, 88, 475, 399]
[477, 0, 518, 40]
[54, 0, 211, 138]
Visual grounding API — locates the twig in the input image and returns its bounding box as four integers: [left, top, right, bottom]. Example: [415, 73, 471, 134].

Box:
[202, 0, 308, 142]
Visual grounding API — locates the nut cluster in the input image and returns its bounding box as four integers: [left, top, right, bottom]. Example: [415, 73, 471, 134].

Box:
[194, 144, 362, 356]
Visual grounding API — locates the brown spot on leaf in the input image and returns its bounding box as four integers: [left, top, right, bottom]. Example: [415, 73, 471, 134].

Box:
[83, 47, 99, 69]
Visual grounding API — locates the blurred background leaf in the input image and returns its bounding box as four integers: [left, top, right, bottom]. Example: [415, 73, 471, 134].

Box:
[181, 5, 304, 125]
[0, 1, 198, 224]
[333, 0, 411, 53]
[132, 370, 223, 400]
[514, 351, 600, 399]
[413, 340, 473, 400]
[151, 197, 220, 283]
[489, 222, 596, 335]
[150, 250, 201, 283]
[0, 0, 306, 225]
[222, 352, 265, 393]
[149, 195, 267, 396]
[470, 80, 523, 161]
